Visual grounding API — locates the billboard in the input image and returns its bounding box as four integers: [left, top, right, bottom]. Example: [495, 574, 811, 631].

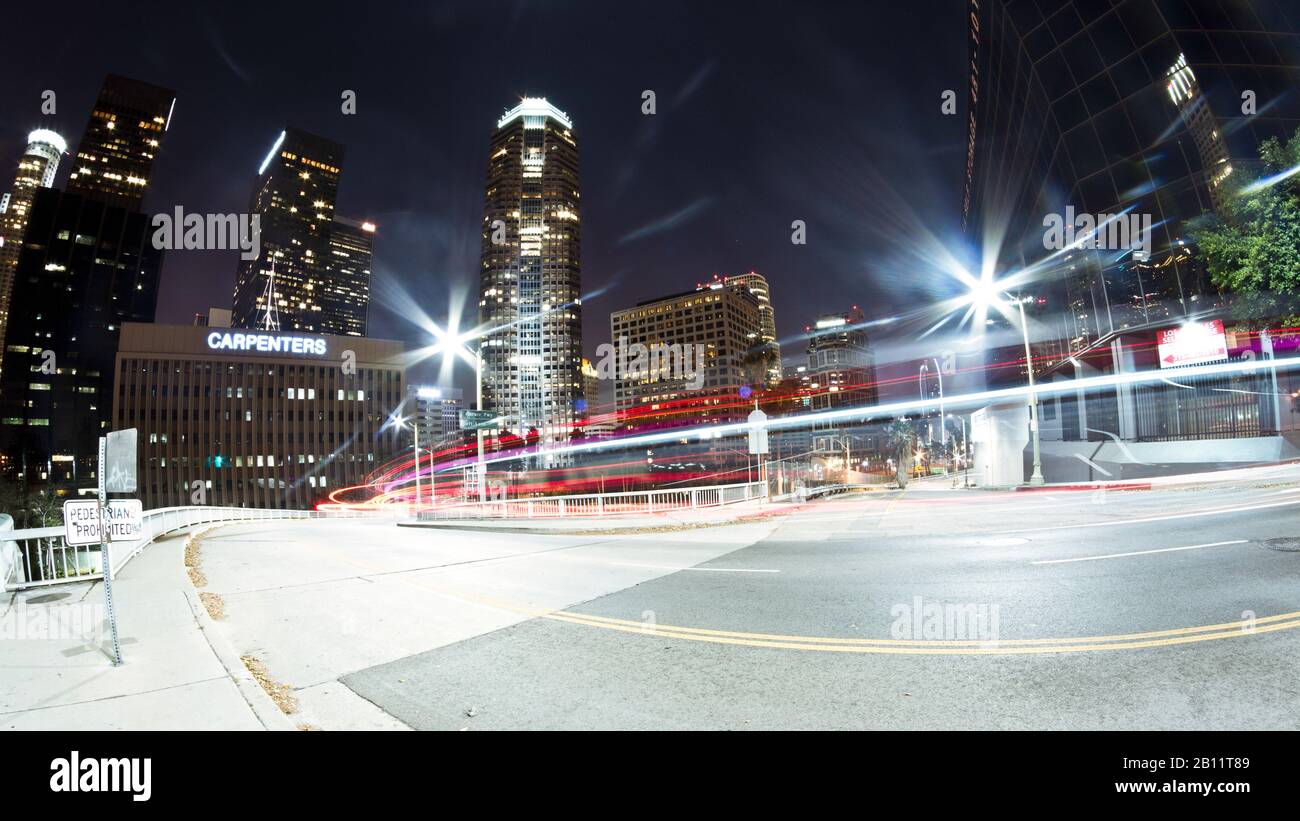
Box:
[1157, 320, 1227, 369]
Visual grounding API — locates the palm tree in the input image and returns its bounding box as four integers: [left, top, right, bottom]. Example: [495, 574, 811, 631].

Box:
[887, 418, 916, 488]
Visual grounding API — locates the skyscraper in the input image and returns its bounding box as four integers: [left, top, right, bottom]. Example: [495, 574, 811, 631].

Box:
[0, 130, 66, 373]
[65, 74, 175, 210]
[0, 75, 173, 490]
[806, 307, 876, 412]
[0, 189, 164, 487]
[232, 128, 369, 336]
[478, 98, 583, 444]
[609, 286, 762, 420]
[963, 0, 1300, 360]
[698, 271, 781, 386]
[323, 216, 375, 337]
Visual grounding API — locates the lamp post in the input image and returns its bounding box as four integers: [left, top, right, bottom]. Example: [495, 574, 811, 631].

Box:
[474, 346, 486, 504]
[428, 320, 488, 504]
[1010, 294, 1045, 486]
[962, 279, 1044, 487]
[413, 421, 421, 509]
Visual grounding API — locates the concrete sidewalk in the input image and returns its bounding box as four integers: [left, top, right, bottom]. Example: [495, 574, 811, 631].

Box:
[0, 530, 289, 731]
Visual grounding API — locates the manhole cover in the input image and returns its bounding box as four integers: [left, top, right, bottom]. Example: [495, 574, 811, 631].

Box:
[1262, 538, 1300, 552]
[25, 592, 71, 604]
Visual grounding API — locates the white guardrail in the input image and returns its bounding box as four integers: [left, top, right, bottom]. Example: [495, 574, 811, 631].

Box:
[417, 480, 768, 521]
[0, 505, 387, 592]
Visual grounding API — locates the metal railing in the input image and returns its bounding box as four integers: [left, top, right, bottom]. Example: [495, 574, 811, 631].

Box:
[416, 481, 768, 521]
[2, 505, 388, 592]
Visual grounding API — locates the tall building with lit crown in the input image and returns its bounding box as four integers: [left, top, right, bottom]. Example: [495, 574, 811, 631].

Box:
[478, 98, 583, 446]
[0, 130, 66, 373]
[698, 271, 781, 386]
[233, 128, 369, 336]
[65, 75, 175, 210]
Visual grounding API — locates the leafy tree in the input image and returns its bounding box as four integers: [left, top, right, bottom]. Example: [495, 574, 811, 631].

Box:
[1193, 126, 1300, 326]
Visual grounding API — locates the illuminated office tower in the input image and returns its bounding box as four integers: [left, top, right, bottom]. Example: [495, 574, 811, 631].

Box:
[806, 307, 876, 411]
[698, 271, 780, 386]
[478, 98, 583, 445]
[65, 74, 175, 210]
[322, 216, 375, 337]
[232, 128, 369, 335]
[0, 130, 66, 372]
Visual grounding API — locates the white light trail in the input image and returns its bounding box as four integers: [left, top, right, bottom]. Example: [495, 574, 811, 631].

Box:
[434, 353, 1300, 472]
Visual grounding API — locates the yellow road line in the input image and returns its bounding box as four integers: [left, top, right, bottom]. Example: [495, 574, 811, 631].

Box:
[543, 611, 1300, 654]
[547, 608, 1300, 646]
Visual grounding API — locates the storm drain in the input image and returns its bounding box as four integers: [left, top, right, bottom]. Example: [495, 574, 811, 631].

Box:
[1262, 538, 1300, 553]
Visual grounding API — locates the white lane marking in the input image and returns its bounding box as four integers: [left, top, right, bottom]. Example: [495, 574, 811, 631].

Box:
[1000, 498, 1300, 533]
[1032, 540, 1248, 565]
[1270, 487, 1300, 495]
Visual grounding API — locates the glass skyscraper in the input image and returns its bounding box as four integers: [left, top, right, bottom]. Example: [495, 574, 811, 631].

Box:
[0, 75, 173, 489]
[964, 0, 1300, 361]
[478, 98, 583, 445]
[232, 128, 371, 337]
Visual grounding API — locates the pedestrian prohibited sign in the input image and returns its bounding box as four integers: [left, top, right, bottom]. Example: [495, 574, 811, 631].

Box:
[63, 499, 143, 546]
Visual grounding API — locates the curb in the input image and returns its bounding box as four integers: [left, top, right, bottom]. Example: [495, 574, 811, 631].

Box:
[181, 527, 295, 732]
[1013, 482, 1153, 493]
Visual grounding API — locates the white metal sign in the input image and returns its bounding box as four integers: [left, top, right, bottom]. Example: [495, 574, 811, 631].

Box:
[104, 428, 138, 493]
[63, 499, 143, 546]
[747, 409, 769, 455]
[1157, 320, 1227, 369]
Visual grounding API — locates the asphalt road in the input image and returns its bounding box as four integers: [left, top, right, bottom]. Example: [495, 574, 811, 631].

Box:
[340, 480, 1300, 729]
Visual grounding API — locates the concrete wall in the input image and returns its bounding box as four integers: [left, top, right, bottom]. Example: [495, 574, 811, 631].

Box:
[971, 403, 1029, 487]
[1038, 436, 1299, 482]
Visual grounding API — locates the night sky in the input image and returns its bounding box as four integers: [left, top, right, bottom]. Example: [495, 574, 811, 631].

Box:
[1, 0, 968, 392]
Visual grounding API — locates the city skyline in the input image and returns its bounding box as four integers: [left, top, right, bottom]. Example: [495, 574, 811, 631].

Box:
[0, 1, 965, 396]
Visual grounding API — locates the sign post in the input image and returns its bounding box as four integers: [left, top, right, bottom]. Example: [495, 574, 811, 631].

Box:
[97, 436, 123, 667]
[88, 428, 136, 666]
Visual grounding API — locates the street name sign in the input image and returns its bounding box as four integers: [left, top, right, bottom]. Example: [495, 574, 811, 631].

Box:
[459, 410, 498, 431]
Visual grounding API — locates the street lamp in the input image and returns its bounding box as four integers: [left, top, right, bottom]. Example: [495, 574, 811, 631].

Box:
[428, 321, 488, 503]
[965, 283, 1045, 487]
[918, 358, 946, 448]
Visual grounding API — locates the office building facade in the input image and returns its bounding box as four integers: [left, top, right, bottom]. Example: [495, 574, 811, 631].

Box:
[610, 286, 763, 417]
[65, 74, 175, 211]
[478, 98, 583, 443]
[233, 128, 370, 337]
[806, 307, 877, 411]
[112, 324, 404, 510]
[406, 384, 463, 447]
[323, 216, 374, 337]
[698, 271, 781, 386]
